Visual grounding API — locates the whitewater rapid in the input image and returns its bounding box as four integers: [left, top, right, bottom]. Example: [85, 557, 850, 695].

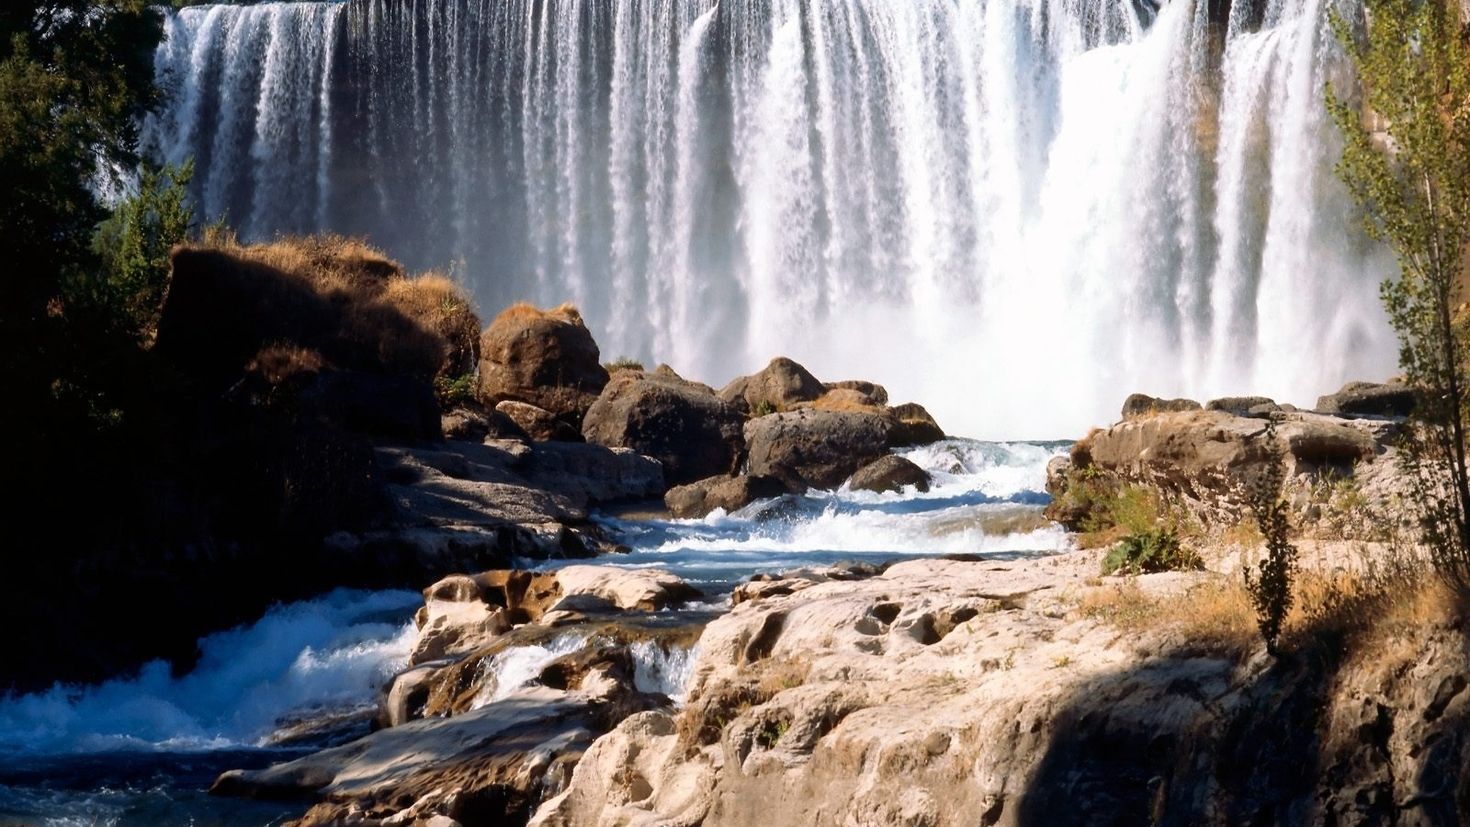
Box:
[145, 0, 1397, 438]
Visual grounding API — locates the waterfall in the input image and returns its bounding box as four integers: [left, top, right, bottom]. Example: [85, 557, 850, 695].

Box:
[145, 0, 1397, 438]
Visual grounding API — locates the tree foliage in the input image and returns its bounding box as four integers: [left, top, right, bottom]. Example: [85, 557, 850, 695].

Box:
[87, 162, 194, 339]
[1328, 0, 1470, 597]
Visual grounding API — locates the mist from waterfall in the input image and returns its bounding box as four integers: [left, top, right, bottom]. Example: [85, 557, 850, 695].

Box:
[145, 0, 1397, 438]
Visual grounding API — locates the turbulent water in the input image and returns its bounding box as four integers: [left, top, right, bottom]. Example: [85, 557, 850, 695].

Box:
[146, 0, 1396, 438]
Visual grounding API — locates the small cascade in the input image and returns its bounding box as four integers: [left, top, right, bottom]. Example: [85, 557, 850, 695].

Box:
[630, 640, 700, 702]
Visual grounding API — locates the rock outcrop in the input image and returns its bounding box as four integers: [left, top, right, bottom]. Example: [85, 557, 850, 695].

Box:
[846, 454, 932, 493]
[745, 409, 896, 490]
[889, 401, 946, 446]
[582, 368, 746, 485]
[530, 553, 1470, 827]
[665, 474, 790, 518]
[477, 303, 610, 426]
[1316, 380, 1416, 418]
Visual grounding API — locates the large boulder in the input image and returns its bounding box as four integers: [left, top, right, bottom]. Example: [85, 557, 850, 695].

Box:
[846, 454, 932, 494]
[497, 400, 582, 442]
[665, 474, 790, 518]
[477, 303, 610, 425]
[745, 409, 896, 491]
[719, 357, 825, 414]
[1316, 381, 1416, 418]
[825, 380, 889, 406]
[582, 369, 746, 485]
[1121, 393, 1203, 419]
[553, 566, 702, 612]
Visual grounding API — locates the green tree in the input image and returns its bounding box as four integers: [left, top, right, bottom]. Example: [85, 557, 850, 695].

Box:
[1243, 422, 1298, 655]
[87, 161, 195, 339]
[1328, 0, 1470, 596]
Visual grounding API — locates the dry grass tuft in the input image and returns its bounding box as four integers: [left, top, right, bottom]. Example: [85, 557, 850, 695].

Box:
[807, 393, 886, 415]
[383, 273, 481, 376]
[246, 343, 325, 385]
[493, 301, 586, 328]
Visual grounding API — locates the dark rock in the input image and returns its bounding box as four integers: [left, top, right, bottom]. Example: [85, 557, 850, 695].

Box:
[582, 370, 746, 485]
[296, 370, 442, 441]
[718, 357, 825, 414]
[1206, 396, 1276, 417]
[745, 409, 896, 491]
[665, 474, 790, 518]
[1316, 381, 1416, 418]
[442, 404, 531, 443]
[1121, 393, 1203, 419]
[477, 304, 609, 425]
[846, 454, 932, 494]
[889, 402, 946, 446]
[496, 400, 582, 442]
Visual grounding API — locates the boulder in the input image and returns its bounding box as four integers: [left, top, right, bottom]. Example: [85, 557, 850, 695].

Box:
[718, 357, 825, 414]
[665, 474, 790, 518]
[846, 454, 932, 494]
[553, 565, 702, 612]
[1121, 393, 1202, 419]
[1316, 381, 1416, 418]
[497, 400, 582, 442]
[825, 380, 889, 406]
[889, 402, 946, 446]
[745, 409, 896, 491]
[1206, 396, 1276, 417]
[441, 404, 530, 442]
[477, 303, 609, 424]
[582, 370, 746, 485]
[410, 570, 564, 664]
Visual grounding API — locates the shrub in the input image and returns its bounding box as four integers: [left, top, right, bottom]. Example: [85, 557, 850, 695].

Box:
[1101, 528, 1201, 575]
[1243, 421, 1298, 655]
[752, 400, 777, 417]
[85, 161, 194, 340]
[434, 373, 477, 407]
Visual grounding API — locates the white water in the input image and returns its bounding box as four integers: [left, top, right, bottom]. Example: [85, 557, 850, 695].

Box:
[630, 640, 699, 702]
[146, 0, 1396, 438]
[0, 590, 419, 755]
[568, 438, 1071, 589]
[468, 633, 589, 707]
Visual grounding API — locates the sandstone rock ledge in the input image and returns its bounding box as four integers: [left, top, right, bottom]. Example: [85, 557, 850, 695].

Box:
[530, 553, 1469, 827]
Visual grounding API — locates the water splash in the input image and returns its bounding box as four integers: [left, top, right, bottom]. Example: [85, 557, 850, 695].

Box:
[0, 590, 419, 755]
[469, 633, 589, 708]
[630, 640, 699, 702]
[146, 0, 1395, 438]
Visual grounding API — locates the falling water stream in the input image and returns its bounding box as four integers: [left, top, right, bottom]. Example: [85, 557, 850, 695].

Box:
[145, 0, 1397, 438]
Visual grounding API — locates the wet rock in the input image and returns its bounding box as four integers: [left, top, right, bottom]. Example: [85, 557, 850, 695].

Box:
[718, 357, 825, 414]
[1121, 393, 1202, 419]
[745, 409, 896, 490]
[477, 303, 609, 425]
[890, 402, 946, 446]
[496, 399, 582, 442]
[664, 474, 790, 518]
[1316, 381, 1416, 418]
[582, 369, 746, 485]
[846, 454, 932, 494]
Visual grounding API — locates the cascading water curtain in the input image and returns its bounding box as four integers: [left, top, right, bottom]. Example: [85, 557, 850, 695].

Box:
[145, 0, 1396, 438]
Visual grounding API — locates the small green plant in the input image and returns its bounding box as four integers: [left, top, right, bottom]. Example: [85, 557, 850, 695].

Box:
[434, 373, 477, 407]
[1243, 421, 1298, 655]
[752, 399, 778, 417]
[755, 717, 789, 748]
[1100, 528, 1201, 575]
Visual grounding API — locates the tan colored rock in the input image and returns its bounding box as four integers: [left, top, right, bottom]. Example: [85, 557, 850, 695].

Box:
[553, 565, 701, 612]
[476, 303, 609, 424]
[496, 399, 582, 442]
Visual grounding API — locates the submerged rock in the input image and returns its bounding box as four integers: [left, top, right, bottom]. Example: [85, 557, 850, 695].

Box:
[744, 409, 896, 490]
[664, 474, 790, 518]
[846, 454, 932, 494]
[582, 369, 746, 485]
[477, 303, 609, 425]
